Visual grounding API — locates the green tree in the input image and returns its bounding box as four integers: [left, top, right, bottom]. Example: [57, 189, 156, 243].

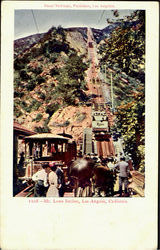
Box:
[34, 126, 50, 133]
[116, 89, 145, 171]
[55, 53, 88, 105]
[99, 10, 145, 82]
[32, 113, 43, 122]
[45, 103, 60, 117]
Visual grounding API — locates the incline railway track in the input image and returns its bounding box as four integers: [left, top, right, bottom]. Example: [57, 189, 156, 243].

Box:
[86, 27, 115, 158]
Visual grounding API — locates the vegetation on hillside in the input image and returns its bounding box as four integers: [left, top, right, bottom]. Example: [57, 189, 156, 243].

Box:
[99, 10, 145, 82]
[14, 13, 145, 172]
[55, 52, 88, 105]
[14, 26, 88, 132]
[115, 88, 145, 172]
[99, 10, 145, 172]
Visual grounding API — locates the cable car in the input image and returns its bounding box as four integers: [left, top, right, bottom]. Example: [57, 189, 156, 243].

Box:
[23, 133, 77, 179]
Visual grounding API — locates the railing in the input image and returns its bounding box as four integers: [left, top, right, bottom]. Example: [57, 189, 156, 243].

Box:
[18, 157, 42, 180]
[128, 171, 145, 197]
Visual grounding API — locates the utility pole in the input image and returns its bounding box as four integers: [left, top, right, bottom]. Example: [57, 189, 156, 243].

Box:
[111, 72, 114, 111]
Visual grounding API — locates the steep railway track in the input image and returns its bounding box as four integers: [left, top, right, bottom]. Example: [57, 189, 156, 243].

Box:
[86, 28, 115, 158]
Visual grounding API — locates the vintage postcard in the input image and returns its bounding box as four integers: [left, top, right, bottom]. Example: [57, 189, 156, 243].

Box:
[1, 1, 159, 249]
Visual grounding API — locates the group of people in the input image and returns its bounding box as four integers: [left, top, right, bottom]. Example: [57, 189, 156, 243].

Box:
[32, 162, 65, 197]
[31, 153, 132, 197]
[91, 153, 132, 197]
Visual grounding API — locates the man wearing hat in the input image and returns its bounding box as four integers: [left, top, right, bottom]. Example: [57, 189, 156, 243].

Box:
[32, 163, 49, 197]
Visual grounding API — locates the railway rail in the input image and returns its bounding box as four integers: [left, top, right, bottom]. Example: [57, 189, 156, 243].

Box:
[15, 184, 34, 197]
[86, 27, 115, 159]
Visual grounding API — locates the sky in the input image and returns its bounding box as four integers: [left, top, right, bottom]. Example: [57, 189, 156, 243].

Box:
[14, 9, 135, 39]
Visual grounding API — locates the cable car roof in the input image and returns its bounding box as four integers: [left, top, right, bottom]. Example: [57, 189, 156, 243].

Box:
[57, 133, 73, 139]
[25, 133, 69, 141]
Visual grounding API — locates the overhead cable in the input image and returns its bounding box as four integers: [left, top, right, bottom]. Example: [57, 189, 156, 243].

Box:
[31, 10, 39, 33]
[98, 10, 105, 24]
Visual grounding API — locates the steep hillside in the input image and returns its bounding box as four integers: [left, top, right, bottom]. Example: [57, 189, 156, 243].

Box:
[14, 24, 120, 58]
[14, 33, 45, 57]
[14, 26, 89, 139]
[14, 10, 145, 171]
[48, 105, 92, 140]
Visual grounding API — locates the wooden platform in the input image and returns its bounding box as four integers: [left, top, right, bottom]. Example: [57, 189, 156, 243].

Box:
[128, 171, 145, 197]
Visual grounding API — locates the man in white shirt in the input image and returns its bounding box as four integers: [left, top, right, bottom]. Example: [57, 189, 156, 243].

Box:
[107, 157, 115, 170]
[32, 163, 49, 197]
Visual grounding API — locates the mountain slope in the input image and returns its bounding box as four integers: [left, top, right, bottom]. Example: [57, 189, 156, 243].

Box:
[14, 26, 89, 138]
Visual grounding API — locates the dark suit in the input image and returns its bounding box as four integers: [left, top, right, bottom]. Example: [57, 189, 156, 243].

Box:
[56, 167, 65, 197]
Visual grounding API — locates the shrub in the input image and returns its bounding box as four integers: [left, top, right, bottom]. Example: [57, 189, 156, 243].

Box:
[14, 58, 27, 70]
[43, 118, 50, 126]
[50, 67, 59, 77]
[26, 80, 36, 91]
[18, 101, 31, 113]
[14, 106, 23, 117]
[63, 120, 70, 127]
[34, 126, 50, 133]
[44, 40, 69, 55]
[27, 66, 43, 75]
[32, 113, 43, 122]
[14, 80, 21, 89]
[39, 92, 46, 100]
[20, 69, 31, 80]
[36, 76, 45, 84]
[56, 120, 70, 127]
[23, 105, 32, 113]
[45, 103, 60, 117]
[31, 99, 41, 111]
[14, 110, 23, 118]
[30, 47, 43, 57]
[76, 112, 86, 122]
[14, 91, 24, 98]
[50, 53, 59, 63]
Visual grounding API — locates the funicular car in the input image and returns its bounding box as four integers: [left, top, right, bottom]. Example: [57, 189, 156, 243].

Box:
[15, 133, 77, 197]
[91, 103, 111, 140]
[23, 133, 77, 179]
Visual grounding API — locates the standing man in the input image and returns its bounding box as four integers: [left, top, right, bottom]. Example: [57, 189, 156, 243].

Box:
[55, 163, 65, 197]
[107, 157, 115, 170]
[18, 152, 25, 176]
[114, 157, 130, 197]
[32, 163, 49, 197]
